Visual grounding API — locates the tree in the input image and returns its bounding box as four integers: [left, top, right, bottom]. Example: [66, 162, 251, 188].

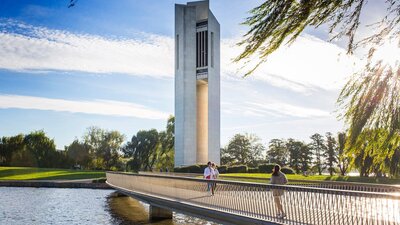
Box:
[388, 147, 400, 178]
[349, 129, 400, 178]
[65, 139, 91, 169]
[223, 133, 265, 166]
[286, 139, 303, 173]
[123, 129, 159, 171]
[83, 127, 125, 170]
[237, 1, 400, 162]
[24, 130, 57, 168]
[102, 131, 125, 170]
[309, 133, 326, 175]
[337, 132, 350, 176]
[325, 132, 338, 176]
[267, 139, 288, 166]
[0, 134, 24, 166]
[299, 143, 313, 174]
[236, 1, 399, 75]
[156, 116, 175, 170]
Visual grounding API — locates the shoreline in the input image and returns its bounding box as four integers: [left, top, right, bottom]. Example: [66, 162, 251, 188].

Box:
[0, 179, 112, 189]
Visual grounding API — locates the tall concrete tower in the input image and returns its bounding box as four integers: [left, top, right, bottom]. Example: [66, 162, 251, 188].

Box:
[174, 0, 220, 167]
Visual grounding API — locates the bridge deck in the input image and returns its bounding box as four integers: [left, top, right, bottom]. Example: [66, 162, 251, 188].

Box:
[106, 172, 400, 225]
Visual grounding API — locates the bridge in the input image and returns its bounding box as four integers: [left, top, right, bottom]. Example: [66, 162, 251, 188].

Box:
[106, 172, 400, 225]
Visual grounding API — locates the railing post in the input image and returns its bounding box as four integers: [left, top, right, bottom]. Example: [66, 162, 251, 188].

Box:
[149, 205, 173, 220]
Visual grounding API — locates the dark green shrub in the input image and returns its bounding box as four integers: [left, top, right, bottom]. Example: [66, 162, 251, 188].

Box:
[248, 167, 259, 173]
[92, 178, 106, 183]
[281, 167, 295, 174]
[173, 164, 205, 173]
[227, 165, 247, 173]
[218, 165, 227, 174]
[258, 164, 276, 173]
[198, 164, 208, 172]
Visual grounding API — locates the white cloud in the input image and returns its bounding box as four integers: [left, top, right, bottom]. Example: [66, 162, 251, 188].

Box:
[0, 20, 174, 77]
[0, 20, 361, 93]
[221, 35, 362, 93]
[222, 100, 330, 119]
[248, 102, 330, 118]
[0, 95, 169, 120]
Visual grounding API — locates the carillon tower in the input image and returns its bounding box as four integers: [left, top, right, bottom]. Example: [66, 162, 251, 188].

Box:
[174, 0, 220, 167]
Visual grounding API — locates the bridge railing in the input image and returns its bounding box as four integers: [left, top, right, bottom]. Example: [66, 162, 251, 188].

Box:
[287, 179, 400, 193]
[106, 172, 400, 225]
[142, 172, 400, 193]
[217, 175, 400, 193]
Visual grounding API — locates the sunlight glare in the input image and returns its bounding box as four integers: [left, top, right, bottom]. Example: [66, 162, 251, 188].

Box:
[371, 39, 400, 68]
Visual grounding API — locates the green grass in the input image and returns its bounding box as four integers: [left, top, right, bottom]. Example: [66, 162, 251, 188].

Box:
[0, 167, 106, 180]
[220, 173, 400, 185]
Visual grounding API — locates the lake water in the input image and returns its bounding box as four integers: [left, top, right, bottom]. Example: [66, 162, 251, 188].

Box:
[0, 187, 218, 225]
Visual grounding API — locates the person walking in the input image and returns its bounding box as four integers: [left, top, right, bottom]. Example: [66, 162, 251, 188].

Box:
[212, 163, 219, 193]
[270, 164, 288, 219]
[204, 161, 215, 196]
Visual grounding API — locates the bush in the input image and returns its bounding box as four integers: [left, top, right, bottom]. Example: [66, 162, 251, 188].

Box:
[258, 164, 276, 173]
[281, 167, 295, 174]
[173, 164, 207, 173]
[218, 165, 227, 174]
[198, 164, 208, 172]
[227, 165, 247, 173]
[248, 167, 259, 173]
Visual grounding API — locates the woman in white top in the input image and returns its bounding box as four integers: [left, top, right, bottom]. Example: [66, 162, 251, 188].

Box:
[204, 161, 215, 195]
[270, 164, 288, 219]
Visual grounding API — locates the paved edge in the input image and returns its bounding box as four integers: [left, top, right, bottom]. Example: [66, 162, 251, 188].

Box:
[0, 180, 112, 189]
[106, 181, 282, 225]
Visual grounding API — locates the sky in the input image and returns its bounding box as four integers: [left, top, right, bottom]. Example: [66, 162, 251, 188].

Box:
[0, 0, 389, 149]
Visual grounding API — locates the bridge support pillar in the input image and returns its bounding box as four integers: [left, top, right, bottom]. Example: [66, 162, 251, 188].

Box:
[149, 205, 172, 220]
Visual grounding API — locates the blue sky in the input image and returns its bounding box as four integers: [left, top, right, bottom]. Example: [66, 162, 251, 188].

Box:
[0, 0, 389, 149]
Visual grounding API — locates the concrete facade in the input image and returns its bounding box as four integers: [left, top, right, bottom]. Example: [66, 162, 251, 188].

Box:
[175, 0, 220, 167]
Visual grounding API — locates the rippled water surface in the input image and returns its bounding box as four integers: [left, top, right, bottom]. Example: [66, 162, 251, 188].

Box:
[0, 187, 218, 225]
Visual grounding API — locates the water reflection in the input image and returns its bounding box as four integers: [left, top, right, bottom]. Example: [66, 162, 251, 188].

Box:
[0, 187, 218, 225]
[107, 193, 219, 225]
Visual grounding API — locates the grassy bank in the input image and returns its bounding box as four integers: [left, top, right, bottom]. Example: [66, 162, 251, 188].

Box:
[0, 167, 105, 180]
[220, 173, 400, 185]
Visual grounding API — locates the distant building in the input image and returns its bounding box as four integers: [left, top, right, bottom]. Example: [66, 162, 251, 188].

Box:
[174, 0, 220, 167]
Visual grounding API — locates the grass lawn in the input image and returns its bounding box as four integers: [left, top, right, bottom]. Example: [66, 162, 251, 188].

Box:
[220, 173, 400, 185]
[0, 167, 106, 180]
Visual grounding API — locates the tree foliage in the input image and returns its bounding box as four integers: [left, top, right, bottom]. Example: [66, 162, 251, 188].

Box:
[337, 132, 350, 175]
[222, 133, 265, 166]
[325, 132, 338, 176]
[238, 0, 400, 164]
[122, 116, 175, 171]
[267, 138, 288, 166]
[82, 126, 125, 170]
[286, 139, 304, 173]
[65, 139, 91, 169]
[156, 116, 175, 170]
[338, 62, 400, 146]
[348, 129, 400, 177]
[309, 133, 326, 175]
[0, 131, 72, 168]
[236, 0, 400, 75]
[0, 134, 24, 166]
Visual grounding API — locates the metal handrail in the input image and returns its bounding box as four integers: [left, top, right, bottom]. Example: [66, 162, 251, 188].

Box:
[111, 171, 400, 197]
[107, 171, 400, 225]
[145, 172, 399, 193]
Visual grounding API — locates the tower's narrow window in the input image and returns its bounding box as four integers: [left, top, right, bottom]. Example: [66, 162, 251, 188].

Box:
[196, 21, 209, 69]
[196, 32, 199, 67]
[204, 31, 208, 67]
[176, 34, 179, 69]
[211, 32, 214, 68]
